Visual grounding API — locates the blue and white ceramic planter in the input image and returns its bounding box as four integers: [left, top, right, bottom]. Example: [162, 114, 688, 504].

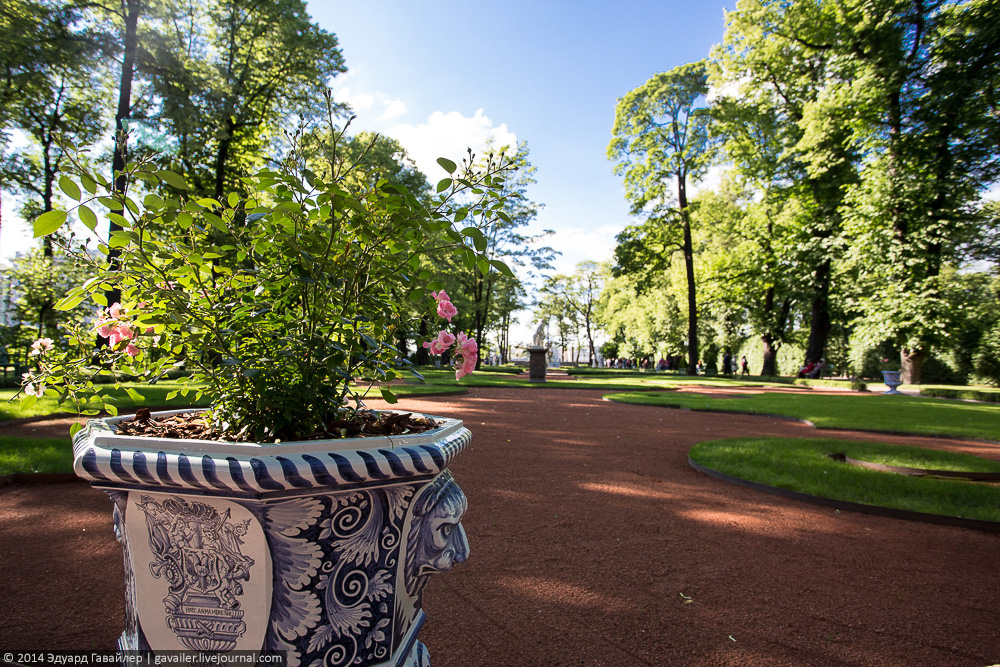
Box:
[881, 370, 903, 395]
[73, 409, 472, 667]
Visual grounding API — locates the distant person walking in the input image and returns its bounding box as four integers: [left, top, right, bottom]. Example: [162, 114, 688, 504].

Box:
[741, 356, 750, 376]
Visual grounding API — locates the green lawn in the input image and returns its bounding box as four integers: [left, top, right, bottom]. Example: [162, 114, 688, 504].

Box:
[0, 381, 211, 422]
[0, 436, 74, 476]
[690, 437, 1000, 522]
[603, 390, 1000, 441]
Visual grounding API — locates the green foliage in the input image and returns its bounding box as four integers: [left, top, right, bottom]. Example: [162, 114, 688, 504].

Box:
[921, 386, 1000, 403]
[608, 60, 718, 374]
[691, 437, 1000, 522]
[137, 0, 346, 198]
[974, 322, 1000, 386]
[2, 248, 93, 339]
[536, 261, 605, 365]
[25, 130, 517, 441]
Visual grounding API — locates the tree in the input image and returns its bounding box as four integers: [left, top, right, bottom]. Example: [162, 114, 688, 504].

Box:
[695, 182, 801, 376]
[828, 0, 1000, 383]
[537, 261, 604, 366]
[137, 0, 346, 199]
[595, 270, 685, 362]
[442, 142, 553, 369]
[608, 60, 715, 375]
[711, 0, 859, 366]
[3, 247, 93, 340]
[0, 0, 106, 256]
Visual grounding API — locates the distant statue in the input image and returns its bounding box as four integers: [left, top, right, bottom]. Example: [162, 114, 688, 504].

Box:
[532, 323, 545, 348]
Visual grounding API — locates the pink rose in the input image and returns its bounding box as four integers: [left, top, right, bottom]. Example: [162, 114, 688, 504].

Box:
[431, 290, 451, 303]
[109, 324, 135, 345]
[422, 330, 455, 355]
[125, 342, 140, 357]
[455, 353, 477, 380]
[457, 332, 477, 356]
[437, 299, 458, 322]
[29, 338, 54, 356]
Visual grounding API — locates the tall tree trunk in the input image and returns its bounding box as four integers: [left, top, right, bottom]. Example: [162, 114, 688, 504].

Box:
[678, 174, 698, 375]
[42, 139, 54, 257]
[104, 0, 140, 317]
[214, 117, 235, 200]
[805, 259, 832, 361]
[415, 316, 430, 366]
[760, 334, 779, 376]
[901, 348, 924, 385]
[584, 313, 596, 367]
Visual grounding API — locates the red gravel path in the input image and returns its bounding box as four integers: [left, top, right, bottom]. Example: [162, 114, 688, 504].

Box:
[2, 387, 998, 666]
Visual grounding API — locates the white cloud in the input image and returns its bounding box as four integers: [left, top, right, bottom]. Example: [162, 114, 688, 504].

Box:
[334, 86, 375, 111]
[387, 109, 517, 178]
[535, 224, 622, 275]
[377, 98, 408, 122]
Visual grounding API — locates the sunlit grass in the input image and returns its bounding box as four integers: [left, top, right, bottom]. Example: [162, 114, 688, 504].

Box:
[690, 437, 1000, 522]
[0, 436, 74, 476]
[0, 381, 209, 422]
[604, 390, 1000, 441]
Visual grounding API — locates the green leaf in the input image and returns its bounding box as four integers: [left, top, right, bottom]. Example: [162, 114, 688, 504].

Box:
[106, 403, 118, 417]
[144, 193, 165, 209]
[490, 259, 515, 277]
[78, 204, 98, 231]
[70, 422, 84, 438]
[156, 170, 188, 190]
[21, 395, 37, 411]
[380, 387, 398, 404]
[436, 178, 452, 193]
[437, 157, 457, 174]
[125, 387, 144, 401]
[59, 175, 81, 201]
[55, 292, 85, 311]
[204, 212, 228, 233]
[80, 174, 97, 194]
[34, 210, 67, 237]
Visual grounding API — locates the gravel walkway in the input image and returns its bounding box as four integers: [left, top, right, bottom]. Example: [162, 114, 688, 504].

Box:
[1, 387, 998, 666]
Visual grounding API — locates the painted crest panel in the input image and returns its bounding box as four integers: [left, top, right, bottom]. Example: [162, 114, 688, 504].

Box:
[125, 491, 272, 651]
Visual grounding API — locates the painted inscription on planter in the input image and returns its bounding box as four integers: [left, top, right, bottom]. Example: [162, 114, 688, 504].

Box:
[126, 492, 270, 652]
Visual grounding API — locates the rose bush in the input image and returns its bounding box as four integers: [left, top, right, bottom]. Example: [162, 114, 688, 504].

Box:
[23, 132, 515, 441]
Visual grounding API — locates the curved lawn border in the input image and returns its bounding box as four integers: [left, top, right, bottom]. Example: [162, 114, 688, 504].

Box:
[604, 394, 1000, 445]
[688, 456, 1000, 534]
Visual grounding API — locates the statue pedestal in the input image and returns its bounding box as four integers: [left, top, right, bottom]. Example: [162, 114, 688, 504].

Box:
[528, 346, 547, 383]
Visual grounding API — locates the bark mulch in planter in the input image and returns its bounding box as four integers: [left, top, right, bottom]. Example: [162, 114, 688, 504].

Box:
[1, 387, 998, 667]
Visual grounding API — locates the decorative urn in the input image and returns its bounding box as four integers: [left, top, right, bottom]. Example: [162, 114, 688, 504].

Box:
[881, 370, 903, 395]
[73, 408, 471, 667]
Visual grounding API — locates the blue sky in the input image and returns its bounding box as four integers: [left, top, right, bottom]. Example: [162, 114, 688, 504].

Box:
[308, 1, 734, 276]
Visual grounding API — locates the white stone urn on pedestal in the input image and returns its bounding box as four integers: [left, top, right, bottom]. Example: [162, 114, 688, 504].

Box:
[73, 408, 471, 667]
[881, 370, 903, 395]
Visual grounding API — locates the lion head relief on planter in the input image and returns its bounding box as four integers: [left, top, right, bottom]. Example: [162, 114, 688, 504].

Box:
[404, 471, 469, 598]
